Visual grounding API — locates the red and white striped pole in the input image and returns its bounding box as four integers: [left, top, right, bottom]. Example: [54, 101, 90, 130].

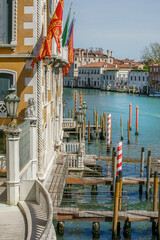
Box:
[75, 91, 77, 115]
[107, 113, 111, 151]
[135, 105, 139, 135]
[117, 141, 122, 175]
[80, 91, 82, 106]
[129, 102, 132, 130]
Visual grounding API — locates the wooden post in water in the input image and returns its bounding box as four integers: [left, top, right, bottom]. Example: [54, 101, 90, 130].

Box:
[120, 117, 123, 140]
[71, 109, 74, 119]
[135, 105, 139, 135]
[119, 170, 123, 211]
[76, 116, 78, 132]
[158, 183, 160, 238]
[153, 171, 158, 211]
[127, 121, 130, 144]
[75, 91, 77, 115]
[129, 102, 132, 130]
[96, 110, 99, 134]
[68, 107, 71, 118]
[112, 176, 120, 240]
[100, 115, 103, 129]
[93, 108, 96, 125]
[88, 120, 90, 141]
[146, 150, 151, 199]
[139, 147, 145, 195]
[113, 151, 117, 194]
[80, 91, 82, 106]
[152, 172, 158, 235]
[118, 171, 123, 238]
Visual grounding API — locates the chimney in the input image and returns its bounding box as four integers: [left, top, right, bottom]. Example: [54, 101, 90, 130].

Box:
[86, 49, 88, 58]
[111, 51, 113, 57]
[107, 50, 110, 58]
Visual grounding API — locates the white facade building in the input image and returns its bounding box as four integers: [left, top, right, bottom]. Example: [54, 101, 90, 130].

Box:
[101, 69, 130, 90]
[128, 70, 148, 92]
[78, 62, 112, 89]
[64, 48, 114, 87]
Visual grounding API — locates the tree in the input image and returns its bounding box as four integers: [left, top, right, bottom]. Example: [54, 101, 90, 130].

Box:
[141, 42, 160, 65]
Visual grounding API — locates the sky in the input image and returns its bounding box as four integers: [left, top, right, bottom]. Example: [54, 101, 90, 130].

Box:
[63, 0, 160, 61]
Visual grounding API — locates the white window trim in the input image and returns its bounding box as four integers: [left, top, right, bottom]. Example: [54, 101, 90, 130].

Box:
[0, 0, 17, 50]
[0, 69, 17, 117]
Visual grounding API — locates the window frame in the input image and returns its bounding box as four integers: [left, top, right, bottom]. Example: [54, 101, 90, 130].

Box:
[0, 0, 17, 50]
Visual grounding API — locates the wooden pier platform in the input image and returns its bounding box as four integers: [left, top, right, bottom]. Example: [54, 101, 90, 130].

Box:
[55, 208, 158, 222]
[66, 176, 155, 185]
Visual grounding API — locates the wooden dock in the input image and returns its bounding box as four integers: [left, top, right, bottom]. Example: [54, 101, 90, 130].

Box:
[55, 208, 158, 222]
[66, 176, 155, 185]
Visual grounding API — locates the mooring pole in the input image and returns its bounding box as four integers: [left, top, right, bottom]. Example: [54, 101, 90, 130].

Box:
[158, 183, 160, 238]
[112, 176, 120, 240]
[119, 170, 123, 211]
[96, 110, 99, 134]
[71, 109, 74, 119]
[80, 91, 82, 106]
[128, 121, 130, 144]
[68, 107, 71, 118]
[139, 147, 145, 195]
[107, 113, 111, 152]
[120, 116, 123, 140]
[129, 102, 132, 130]
[93, 108, 96, 126]
[113, 152, 117, 194]
[88, 120, 90, 141]
[152, 171, 158, 235]
[146, 150, 151, 199]
[153, 171, 158, 211]
[135, 105, 139, 135]
[75, 91, 77, 116]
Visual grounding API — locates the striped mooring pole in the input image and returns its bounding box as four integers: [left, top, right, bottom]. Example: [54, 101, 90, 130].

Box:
[129, 102, 132, 130]
[80, 91, 82, 106]
[107, 114, 111, 151]
[135, 105, 139, 135]
[117, 141, 122, 175]
[75, 91, 77, 115]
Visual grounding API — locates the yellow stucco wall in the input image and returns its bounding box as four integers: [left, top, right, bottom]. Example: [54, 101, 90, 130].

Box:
[0, 58, 33, 125]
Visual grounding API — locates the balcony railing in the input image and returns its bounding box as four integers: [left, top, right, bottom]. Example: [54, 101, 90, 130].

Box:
[61, 142, 80, 153]
[63, 118, 76, 129]
[0, 101, 7, 116]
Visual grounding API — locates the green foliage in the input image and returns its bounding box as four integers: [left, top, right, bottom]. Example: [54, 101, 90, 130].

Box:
[141, 42, 160, 65]
[104, 69, 119, 72]
[131, 69, 148, 72]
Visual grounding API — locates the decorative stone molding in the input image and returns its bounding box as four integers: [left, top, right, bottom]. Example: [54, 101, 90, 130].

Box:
[11, 0, 17, 50]
[25, 98, 36, 118]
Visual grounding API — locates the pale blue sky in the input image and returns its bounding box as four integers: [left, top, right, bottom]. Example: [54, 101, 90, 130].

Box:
[63, 0, 160, 61]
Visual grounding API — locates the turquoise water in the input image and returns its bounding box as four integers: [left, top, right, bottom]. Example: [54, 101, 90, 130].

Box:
[56, 88, 160, 239]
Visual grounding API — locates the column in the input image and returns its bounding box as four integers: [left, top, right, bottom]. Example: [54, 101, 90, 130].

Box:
[5, 128, 21, 205]
[30, 118, 37, 179]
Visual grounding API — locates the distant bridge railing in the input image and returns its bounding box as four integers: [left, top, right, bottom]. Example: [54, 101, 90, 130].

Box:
[63, 118, 76, 129]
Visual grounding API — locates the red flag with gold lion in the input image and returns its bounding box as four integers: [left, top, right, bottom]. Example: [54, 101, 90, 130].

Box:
[31, 0, 64, 68]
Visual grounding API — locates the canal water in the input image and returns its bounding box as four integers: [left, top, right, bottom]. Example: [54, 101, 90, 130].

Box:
[54, 88, 160, 240]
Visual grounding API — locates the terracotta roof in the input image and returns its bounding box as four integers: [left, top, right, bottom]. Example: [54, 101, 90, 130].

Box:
[79, 62, 115, 68]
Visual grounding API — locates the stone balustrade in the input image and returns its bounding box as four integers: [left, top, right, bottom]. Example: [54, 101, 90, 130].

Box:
[61, 142, 80, 153]
[63, 118, 76, 129]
